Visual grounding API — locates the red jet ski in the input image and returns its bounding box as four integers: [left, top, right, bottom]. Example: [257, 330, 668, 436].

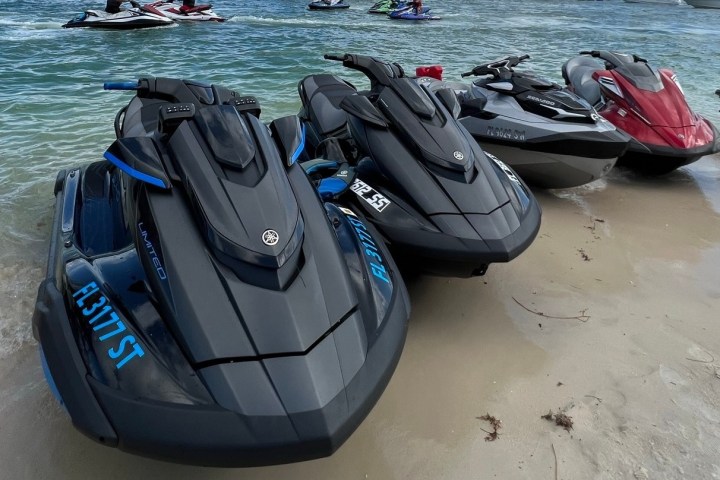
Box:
[562, 50, 719, 173]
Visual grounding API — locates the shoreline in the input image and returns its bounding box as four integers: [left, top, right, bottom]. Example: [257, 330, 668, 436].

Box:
[1, 154, 719, 479]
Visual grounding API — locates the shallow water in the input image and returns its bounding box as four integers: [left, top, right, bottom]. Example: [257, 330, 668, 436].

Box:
[1, 0, 719, 357]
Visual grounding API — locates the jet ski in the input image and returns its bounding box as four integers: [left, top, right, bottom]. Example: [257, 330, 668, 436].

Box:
[32, 76, 410, 466]
[368, 0, 402, 13]
[308, 0, 350, 10]
[141, 1, 225, 21]
[388, 5, 439, 20]
[63, 3, 173, 28]
[297, 53, 541, 277]
[562, 50, 720, 174]
[418, 55, 631, 189]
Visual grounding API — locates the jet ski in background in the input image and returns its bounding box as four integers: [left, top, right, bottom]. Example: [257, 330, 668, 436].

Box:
[388, 5, 438, 19]
[418, 55, 630, 189]
[297, 53, 541, 277]
[32, 76, 409, 466]
[563, 50, 720, 174]
[63, 2, 173, 28]
[368, 0, 402, 13]
[308, 0, 350, 10]
[141, 0, 225, 21]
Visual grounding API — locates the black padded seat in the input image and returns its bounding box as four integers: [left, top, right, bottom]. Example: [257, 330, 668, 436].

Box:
[299, 74, 357, 136]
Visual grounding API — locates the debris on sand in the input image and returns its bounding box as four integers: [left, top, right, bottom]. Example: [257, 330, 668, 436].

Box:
[477, 413, 502, 441]
[578, 248, 591, 261]
[541, 409, 574, 432]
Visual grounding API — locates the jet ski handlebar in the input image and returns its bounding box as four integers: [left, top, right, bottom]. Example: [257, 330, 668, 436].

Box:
[104, 81, 140, 91]
[579, 50, 648, 68]
[323, 53, 405, 88]
[460, 54, 531, 78]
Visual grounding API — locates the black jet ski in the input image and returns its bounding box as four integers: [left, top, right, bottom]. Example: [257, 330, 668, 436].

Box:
[32, 77, 410, 466]
[297, 53, 541, 277]
[63, 3, 174, 28]
[418, 55, 630, 189]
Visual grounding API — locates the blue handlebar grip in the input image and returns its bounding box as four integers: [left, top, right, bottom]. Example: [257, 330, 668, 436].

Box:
[103, 81, 139, 91]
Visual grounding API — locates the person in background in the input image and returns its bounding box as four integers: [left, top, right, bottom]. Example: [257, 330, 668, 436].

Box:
[180, 0, 196, 12]
[105, 0, 123, 13]
[412, 0, 423, 14]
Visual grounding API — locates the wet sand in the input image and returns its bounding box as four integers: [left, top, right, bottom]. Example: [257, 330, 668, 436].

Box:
[2, 155, 719, 480]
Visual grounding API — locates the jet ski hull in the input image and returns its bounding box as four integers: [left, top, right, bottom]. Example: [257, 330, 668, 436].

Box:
[298, 63, 541, 277]
[562, 51, 720, 174]
[62, 9, 173, 28]
[458, 115, 626, 188]
[32, 78, 410, 466]
[308, 1, 351, 10]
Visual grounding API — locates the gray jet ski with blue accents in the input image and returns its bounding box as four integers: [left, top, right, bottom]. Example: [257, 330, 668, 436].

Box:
[32, 77, 409, 467]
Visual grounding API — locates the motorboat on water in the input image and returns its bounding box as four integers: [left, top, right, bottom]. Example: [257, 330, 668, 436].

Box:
[32, 76, 410, 466]
[418, 55, 630, 189]
[308, 0, 350, 10]
[141, 1, 225, 21]
[62, 4, 173, 28]
[563, 50, 720, 173]
[297, 53, 541, 277]
[684, 0, 720, 8]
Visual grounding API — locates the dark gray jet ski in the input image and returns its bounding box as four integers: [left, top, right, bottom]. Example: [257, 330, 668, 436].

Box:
[419, 55, 630, 189]
[32, 77, 410, 466]
[297, 53, 541, 277]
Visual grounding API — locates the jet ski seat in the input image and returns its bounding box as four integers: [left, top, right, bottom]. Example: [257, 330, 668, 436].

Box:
[562, 56, 602, 106]
[299, 74, 357, 136]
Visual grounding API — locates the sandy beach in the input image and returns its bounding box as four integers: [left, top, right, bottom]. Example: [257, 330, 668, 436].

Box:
[2, 154, 719, 480]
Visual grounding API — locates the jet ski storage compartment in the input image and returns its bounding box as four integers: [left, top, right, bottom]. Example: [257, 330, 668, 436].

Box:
[166, 104, 304, 289]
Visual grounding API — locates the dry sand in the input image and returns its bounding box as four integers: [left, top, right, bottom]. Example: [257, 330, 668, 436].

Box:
[1, 155, 720, 480]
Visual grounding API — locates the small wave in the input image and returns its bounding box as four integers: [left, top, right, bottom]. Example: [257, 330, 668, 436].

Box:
[228, 14, 385, 29]
[0, 18, 65, 29]
[0, 262, 44, 360]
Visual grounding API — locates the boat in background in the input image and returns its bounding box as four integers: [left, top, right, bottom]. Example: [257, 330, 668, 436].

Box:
[684, 0, 720, 8]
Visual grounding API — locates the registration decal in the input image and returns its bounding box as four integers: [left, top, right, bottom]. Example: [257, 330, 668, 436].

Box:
[349, 179, 391, 213]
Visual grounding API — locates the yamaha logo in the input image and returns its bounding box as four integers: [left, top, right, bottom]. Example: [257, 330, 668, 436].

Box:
[262, 229, 279, 246]
[453, 151, 464, 161]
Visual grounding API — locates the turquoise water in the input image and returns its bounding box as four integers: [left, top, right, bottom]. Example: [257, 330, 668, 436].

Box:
[1, 0, 719, 354]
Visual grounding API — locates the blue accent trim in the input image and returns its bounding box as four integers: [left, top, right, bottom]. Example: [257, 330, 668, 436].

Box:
[305, 160, 339, 175]
[318, 177, 349, 200]
[103, 81, 139, 91]
[103, 151, 168, 189]
[40, 346, 66, 410]
[290, 124, 306, 165]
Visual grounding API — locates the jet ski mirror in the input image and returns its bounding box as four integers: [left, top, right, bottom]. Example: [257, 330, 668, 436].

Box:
[269, 115, 305, 167]
[435, 88, 461, 119]
[104, 137, 171, 189]
[339, 95, 388, 128]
